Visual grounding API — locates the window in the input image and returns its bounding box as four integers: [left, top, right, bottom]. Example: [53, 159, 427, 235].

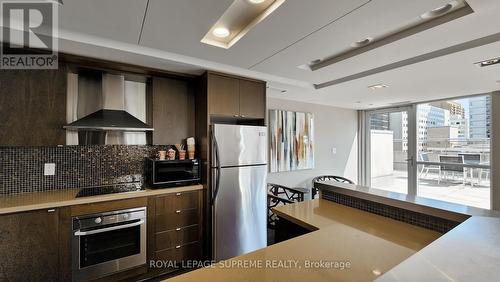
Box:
[363, 95, 491, 209]
[417, 97, 490, 209]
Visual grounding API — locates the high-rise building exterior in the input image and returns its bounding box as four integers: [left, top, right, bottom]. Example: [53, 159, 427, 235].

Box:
[450, 115, 469, 139]
[430, 101, 465, 118]
[469, 96, 491, 139]
[388, 105, 449, 152]
[370, 113, 390, 130]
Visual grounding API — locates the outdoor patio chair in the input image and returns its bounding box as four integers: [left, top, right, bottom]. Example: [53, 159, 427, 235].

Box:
[458, 153, 481, 186]
[438, 155, 466, 184]
[418, 152, 441, 179]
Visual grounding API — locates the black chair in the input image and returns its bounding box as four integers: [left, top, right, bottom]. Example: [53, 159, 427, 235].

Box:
[311, 175, 354, 199]
[267, 183, 305, 229]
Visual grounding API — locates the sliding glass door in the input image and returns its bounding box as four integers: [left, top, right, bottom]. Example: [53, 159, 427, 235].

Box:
[366, 107, 416, 194]
[363, 95, 491, 209]
[415, 97, 490, 209]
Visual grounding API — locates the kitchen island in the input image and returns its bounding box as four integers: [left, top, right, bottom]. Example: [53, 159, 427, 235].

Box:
[167, 199, 441, 281]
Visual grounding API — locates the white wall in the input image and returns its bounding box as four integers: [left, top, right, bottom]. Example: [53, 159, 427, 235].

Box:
[267, 97, 358, 189]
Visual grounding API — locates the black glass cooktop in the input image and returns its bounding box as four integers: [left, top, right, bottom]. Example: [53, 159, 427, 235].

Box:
[75, 182, 144, 198]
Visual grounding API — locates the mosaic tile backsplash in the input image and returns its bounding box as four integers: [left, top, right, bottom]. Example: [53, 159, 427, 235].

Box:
[0, 145, 170, 195]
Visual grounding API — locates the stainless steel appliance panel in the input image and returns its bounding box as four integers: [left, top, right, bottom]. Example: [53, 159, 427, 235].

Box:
[212, 124, 267, 167]
[72, 207, 146, 281]
[212, 165, 267, 261]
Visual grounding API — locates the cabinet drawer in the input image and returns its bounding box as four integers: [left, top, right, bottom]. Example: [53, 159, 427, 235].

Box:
[155, 209, 199, 232]
[155, 191, 199, 214]
[155, 225, 199, 251]
[155, 241, 202, 263]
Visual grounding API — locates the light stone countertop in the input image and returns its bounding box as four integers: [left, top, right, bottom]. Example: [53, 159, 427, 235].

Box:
[167, 199, 441, 282]
[0, 184, 204, 215]
[377, 216, 500, 282]
[316, 182, 500, 282]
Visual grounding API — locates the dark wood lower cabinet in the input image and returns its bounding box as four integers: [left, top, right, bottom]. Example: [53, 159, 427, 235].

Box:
[155, 225, 200, 250]
[148, 190, 204, 277]
[0, 208, 65, 281]
[0, 190, 205, 281]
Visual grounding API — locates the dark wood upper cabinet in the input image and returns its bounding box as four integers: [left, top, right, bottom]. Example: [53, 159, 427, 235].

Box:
[0, 65, 67, 146]
[207, 73, 240, 117]
[0, 209, 62, 281]
[152, 77, 195, 145]
[206, 72, 266, 120]
[239, 79, 266, 119]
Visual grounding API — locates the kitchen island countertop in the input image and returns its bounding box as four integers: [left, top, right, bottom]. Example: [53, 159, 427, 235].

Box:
[167, 199, 441, 282]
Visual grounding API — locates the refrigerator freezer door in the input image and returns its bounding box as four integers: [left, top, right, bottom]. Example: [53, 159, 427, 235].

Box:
[212, 165, 267, 261]
[212, 124, 267, 167]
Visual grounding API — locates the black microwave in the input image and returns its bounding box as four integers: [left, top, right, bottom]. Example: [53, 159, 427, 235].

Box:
[146, 158, 201, 188]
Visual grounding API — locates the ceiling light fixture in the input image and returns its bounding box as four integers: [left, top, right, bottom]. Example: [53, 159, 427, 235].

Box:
[212, 27, 230, 38]
[421, 1, 459, 19]
[475, 57, 500, 67]
[308, 0, 469, 73]
[201, 0, 285, 49]
[368, 84, 388, 90]
[351, 37, 373, 48]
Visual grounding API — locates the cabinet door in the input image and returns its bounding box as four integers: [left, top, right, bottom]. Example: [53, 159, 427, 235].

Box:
[0, 66, 67, 146]
[239, 79, 266, 119]
[208, 73, 240, 117]
[0, 209, 60, 281]
[152, 77, 195, 145]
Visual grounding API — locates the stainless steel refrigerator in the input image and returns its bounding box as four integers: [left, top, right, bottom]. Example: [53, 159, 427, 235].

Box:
[211, 124, 267, 261]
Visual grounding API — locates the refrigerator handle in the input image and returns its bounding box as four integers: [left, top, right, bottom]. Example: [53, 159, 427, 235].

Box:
[210, 132, 222, 206]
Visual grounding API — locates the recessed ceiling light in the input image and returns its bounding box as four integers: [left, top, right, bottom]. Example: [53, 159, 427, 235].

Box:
[372, 269, 382, 276]
[475, 57, 500, 67]
[297, 64, 310, 70]
[421, 1, 459, 19]
[212, 27, 230, 38]
[201, 0, 285, 49]
[351, 37, 374, 47]
[368, 84, 388, 90]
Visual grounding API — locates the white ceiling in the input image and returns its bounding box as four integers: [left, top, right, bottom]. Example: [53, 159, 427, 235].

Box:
[53, 0, 500, 109]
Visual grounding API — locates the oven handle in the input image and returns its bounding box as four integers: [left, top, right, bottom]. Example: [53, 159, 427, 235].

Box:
[73, 219, 145, 236]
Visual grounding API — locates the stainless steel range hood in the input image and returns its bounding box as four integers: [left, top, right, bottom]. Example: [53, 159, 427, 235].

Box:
[65, 73, 153, 145]
[64, 109, 153, 131]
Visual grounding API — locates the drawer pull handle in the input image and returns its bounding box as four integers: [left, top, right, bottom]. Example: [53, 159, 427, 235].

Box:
[176, 210, 181, 214]
[176, 193, 182, 196]
[176, 228, 181, 231]
[175, 245, 181, 249]
[47, 209, 55, 213]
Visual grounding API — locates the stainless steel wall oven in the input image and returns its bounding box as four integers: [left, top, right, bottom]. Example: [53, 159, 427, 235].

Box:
[71, 207, 146, 281]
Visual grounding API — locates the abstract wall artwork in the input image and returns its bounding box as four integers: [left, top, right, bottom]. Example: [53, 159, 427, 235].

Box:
[269, 109, 314, 172]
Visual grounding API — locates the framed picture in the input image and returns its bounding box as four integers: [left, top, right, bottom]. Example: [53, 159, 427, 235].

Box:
[269, 109, 314, 172]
